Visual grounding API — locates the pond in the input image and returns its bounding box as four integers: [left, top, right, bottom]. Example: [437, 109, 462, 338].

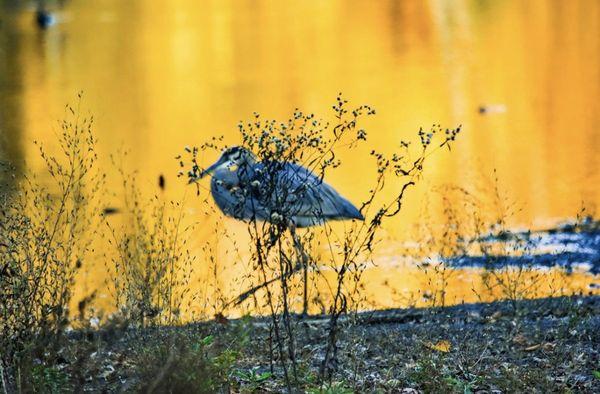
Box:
[1, 0, 598, 317]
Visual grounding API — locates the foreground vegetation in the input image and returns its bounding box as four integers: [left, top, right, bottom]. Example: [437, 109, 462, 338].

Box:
[1, 97, 598, 393]
[4, 295, 599, 393]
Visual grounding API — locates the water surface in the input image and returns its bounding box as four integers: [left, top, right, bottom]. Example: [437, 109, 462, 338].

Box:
[1, 0, 598, 315]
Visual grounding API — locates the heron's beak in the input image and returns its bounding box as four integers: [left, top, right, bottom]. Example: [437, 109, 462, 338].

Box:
[187, 159, 223, 184]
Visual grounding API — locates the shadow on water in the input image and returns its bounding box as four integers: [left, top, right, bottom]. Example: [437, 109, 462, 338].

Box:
[446, 224, 600, 275]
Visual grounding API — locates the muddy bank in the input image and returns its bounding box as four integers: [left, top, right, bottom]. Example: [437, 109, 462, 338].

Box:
[64, 295, 600, 392]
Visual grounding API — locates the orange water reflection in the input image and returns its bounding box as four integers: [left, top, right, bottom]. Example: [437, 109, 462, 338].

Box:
[1, 0, 598, 317]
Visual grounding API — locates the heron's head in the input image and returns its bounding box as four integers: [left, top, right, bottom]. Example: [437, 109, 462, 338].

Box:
[189, 146, 255, 183]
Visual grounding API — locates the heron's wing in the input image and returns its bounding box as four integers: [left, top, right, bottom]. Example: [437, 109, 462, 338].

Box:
[265, 162, 363, 221]
[211, 161, 362, 225]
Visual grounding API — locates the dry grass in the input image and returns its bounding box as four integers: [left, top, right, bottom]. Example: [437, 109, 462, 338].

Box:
[0, 97, 102, 392]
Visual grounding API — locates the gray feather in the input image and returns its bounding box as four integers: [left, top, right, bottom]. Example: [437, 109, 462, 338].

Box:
[208, 151, 363, 227]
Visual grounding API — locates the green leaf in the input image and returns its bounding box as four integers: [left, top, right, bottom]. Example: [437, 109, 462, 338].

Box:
[256, 372, 272, 382]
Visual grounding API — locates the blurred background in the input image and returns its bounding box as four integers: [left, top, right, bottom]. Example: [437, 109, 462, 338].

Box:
[1, 0, 599, 313]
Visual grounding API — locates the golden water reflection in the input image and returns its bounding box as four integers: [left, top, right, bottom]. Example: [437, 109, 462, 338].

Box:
[1, 0, 598, 317]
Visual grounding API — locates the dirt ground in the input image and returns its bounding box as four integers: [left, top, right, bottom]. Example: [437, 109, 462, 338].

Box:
[63, 295, 599, 393]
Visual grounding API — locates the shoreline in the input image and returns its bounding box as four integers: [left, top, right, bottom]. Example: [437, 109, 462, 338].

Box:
[63, 295, 600, 392]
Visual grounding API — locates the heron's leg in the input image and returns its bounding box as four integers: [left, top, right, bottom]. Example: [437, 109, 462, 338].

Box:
[225, 223, 307, 311]
[289, 223, 309, 317]
[225, 257, 303, 310]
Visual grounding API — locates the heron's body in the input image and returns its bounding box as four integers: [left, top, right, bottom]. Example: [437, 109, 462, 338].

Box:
[195, 147, 363, 227]
[211, 161, 362, 227]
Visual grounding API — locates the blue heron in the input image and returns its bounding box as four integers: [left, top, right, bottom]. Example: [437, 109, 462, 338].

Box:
[190, 145, 363, 315]
[190, 146, 363, 227]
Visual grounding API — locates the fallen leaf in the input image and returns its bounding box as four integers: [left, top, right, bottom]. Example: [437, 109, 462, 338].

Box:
[426, 340, 451, 353]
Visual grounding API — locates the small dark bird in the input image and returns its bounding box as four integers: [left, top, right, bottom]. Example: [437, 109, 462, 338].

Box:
[158, 174, 165, 190]
[102, 207, 120, 216]
[35, 8, 55, 29]
[478, 104, 507, 115]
